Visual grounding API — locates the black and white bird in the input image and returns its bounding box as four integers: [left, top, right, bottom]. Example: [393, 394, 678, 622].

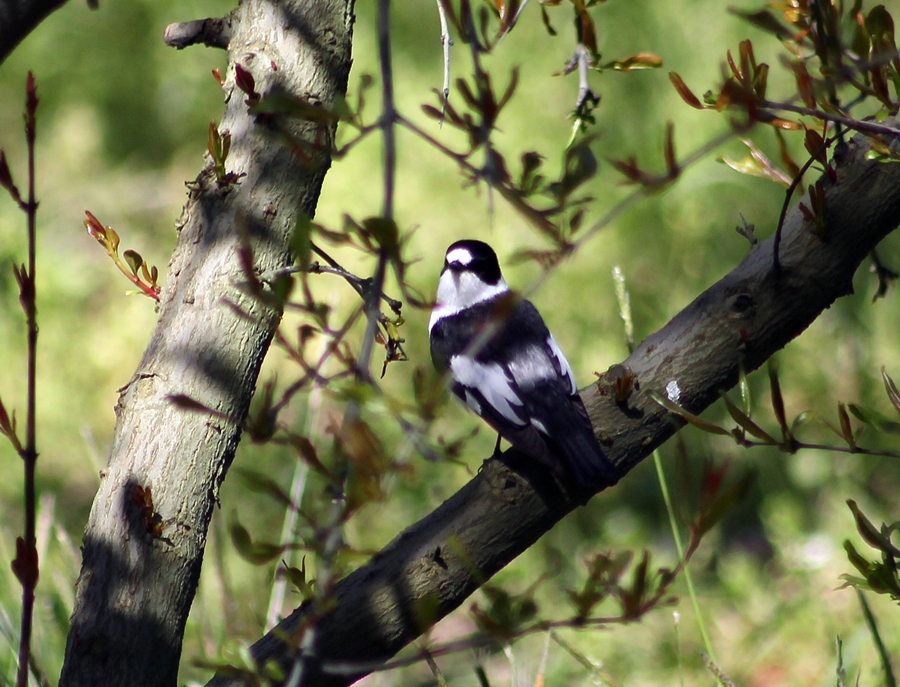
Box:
[429, 239, 617, 488]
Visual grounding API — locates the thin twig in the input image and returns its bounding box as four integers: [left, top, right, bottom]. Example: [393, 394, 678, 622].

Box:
[740, 439, 900, 459]
[772, 133, 837, 275]
[436, 0, 451, 121]
[463, 6, 497, 216]
[262, 260, 402, 314]
[270, 304, 364, 417]
[355, 0, 396, 386]
[760, 99, 900, 138]
[16, 71, 39, 687]
[397, 114, 559, 237]
[320, 550, 689, 677]
[284, 8, 401, 680]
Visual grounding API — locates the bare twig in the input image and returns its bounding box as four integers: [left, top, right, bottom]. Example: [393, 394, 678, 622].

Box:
[760, 99, 900, 138]
[261, 259, 402, 314]
[772, 133, 837, 275]
[11, 71, 40, 687]
[270, 304, 364, 416]
[354, 0, 396, 385]
[436, 0, 451, 120]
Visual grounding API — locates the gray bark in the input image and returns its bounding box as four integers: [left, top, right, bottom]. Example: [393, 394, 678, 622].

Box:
[206, 124, 900, 687]
[58, 2, 354, 686]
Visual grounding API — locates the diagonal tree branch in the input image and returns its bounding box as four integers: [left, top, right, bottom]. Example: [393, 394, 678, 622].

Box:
[57, 2, 355, 686]
[206, 122, 900, 687]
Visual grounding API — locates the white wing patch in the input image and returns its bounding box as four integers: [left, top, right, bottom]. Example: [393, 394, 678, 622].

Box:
[546, 334, 577, 394]
[507, 345, 558, 387]
[464, 390, 482, 415]
[449, 355, 525, 427]
[530, 417, 548, 434]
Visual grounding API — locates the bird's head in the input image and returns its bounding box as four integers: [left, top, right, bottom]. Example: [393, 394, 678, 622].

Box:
[429, 240, 510, 330]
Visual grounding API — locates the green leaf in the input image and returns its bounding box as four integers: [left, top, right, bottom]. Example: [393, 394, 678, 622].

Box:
[721, 393, 777, 442]
[848, 403, 900, 434]
[650, 391, 732, 436]
[601, 52, 663, 71]
[719, 139, 792, 186]
[361, 216, 399, 255]
[856, 587, 899, 687]
[236, 468, 292, 506]
[766, 359, 787, 438]
[837, 402, 856, 448]
[208, 121, 222, 161]
[282, 557, 314, 598]
[883, 367, 900, 416]
[228, 511, 288, 565]
[790, 409, 815, 432]
[123, 249, 143, 276]
[848, 500, 900, 556]
[844, 539, 873, 577]
[0, 396, 22, 452]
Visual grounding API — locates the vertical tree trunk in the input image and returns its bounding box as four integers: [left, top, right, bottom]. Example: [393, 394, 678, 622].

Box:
[58, 2, 355, 685]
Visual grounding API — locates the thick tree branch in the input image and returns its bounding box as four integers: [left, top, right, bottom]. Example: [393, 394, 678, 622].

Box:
[0, 0, 69, 66]
[58, 2, 354, 686]
[207, 122, 900, 687]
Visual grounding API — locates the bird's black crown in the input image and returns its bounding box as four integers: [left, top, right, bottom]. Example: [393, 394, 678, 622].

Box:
[444, 239, 503, 285]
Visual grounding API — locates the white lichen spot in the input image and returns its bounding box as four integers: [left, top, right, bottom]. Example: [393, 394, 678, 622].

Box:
[665, 379, 681, 403]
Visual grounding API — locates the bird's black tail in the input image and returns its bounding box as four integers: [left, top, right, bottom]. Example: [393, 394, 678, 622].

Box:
[543, 395, 618, 490]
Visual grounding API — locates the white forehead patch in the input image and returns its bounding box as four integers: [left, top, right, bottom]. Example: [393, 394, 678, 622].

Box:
[446, 247, 474, 266]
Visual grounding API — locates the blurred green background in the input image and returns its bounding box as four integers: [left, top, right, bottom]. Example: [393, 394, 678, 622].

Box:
[1, 0, 899, 685]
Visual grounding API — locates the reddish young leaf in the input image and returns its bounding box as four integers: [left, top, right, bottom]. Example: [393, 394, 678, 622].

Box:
[11, 536, 39, 588]
[668, 72, 705, 109]
[574, 0, 598, 56]
[0, 396, 22, 452]
[0, 150, 23, 206]
[234, 63, 260, 103]
[791, 60, 818, 108]
[838, 402, 856, 448]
